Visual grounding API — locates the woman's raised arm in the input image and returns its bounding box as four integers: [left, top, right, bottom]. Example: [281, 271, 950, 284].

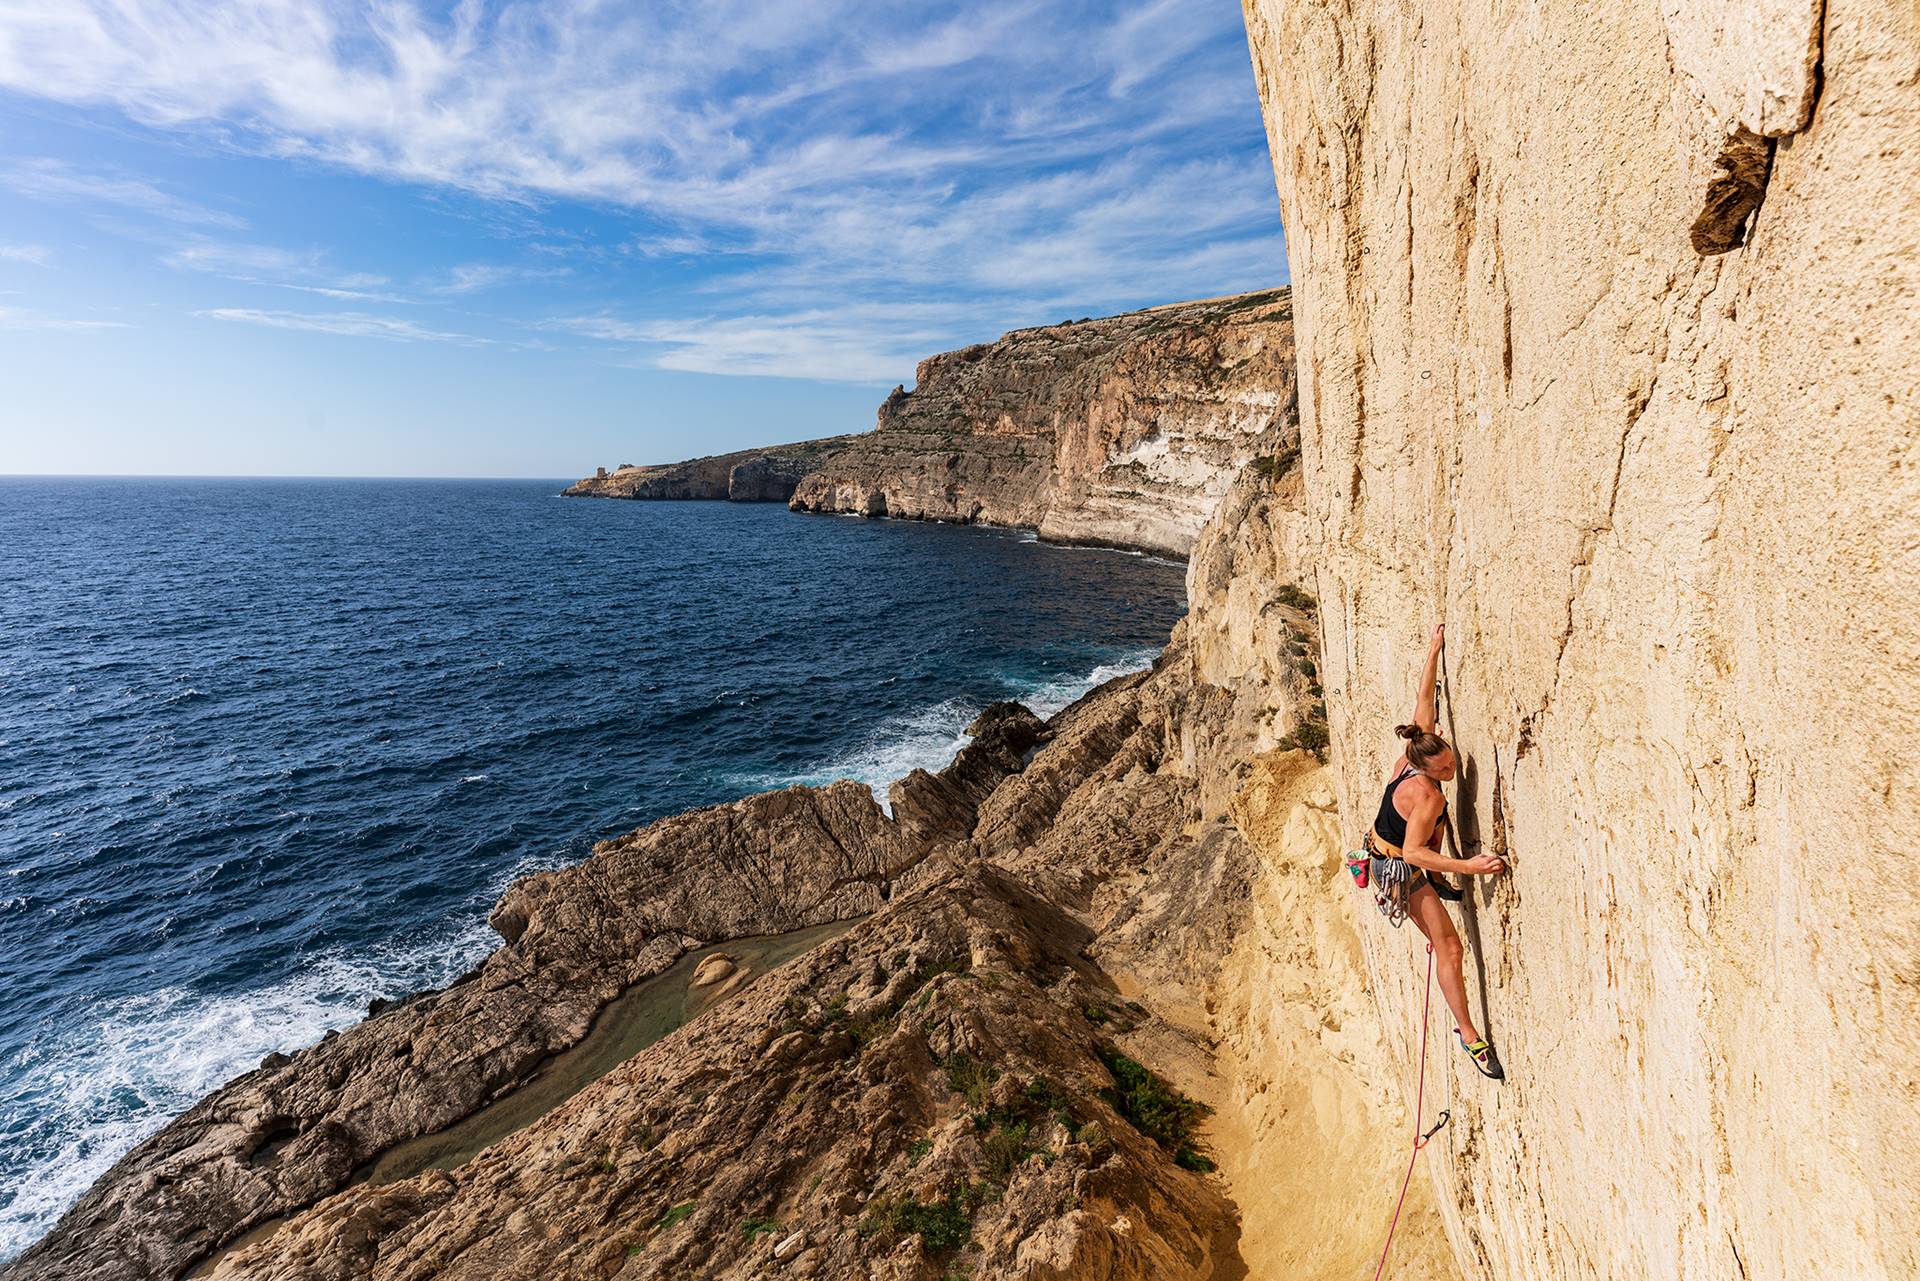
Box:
[1412, 623, 1444, 733]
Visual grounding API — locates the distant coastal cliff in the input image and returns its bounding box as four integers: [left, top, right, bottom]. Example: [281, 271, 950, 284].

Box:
[789, 290, 1293, 558]
[561, 436, 860, 502]
[564, 289, 1295, 558]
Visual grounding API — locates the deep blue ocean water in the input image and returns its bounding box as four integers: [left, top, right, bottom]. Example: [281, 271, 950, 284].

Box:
[0, 477, 1185, 1258]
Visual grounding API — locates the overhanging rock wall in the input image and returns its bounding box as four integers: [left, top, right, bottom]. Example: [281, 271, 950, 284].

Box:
[1240, 0, 1920, 1276]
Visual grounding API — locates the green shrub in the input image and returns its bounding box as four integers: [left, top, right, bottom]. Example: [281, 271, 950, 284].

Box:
[1275, 583, 1317, 612]
[981, 1121, 1033, 1181]
[848, 1008, 896, 1046]
[861, 1192, 973, 1253]
[1022, 1077, 1070, 1113]
[944, 1055, 999, 1110]
[1293, 721, 1330, 757]
[957, 1180, 999, 1212]
[740, 1215, 781, 1239]
[1094, 1046, 1214, 1173]
[907, 1137, 934, 1166]
[654, 1202, 695, 1231]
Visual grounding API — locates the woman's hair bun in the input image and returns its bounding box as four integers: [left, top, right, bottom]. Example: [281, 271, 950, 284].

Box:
[1394, 723, 1420, 740]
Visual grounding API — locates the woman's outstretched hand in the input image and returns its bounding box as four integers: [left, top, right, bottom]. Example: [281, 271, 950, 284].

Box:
[1430, 622, 1446, 653]
[1462, 854, 1506, 876]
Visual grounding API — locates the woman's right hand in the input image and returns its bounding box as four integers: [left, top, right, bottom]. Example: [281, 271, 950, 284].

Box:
[1462, 854, 1506, 876]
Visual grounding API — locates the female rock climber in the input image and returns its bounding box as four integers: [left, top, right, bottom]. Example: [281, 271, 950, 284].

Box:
[1366, 622, 1507, 1080]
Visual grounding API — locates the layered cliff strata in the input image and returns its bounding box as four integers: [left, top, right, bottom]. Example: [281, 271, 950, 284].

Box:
[1242, 0, 1920, 1277]
[564, 437, 859, 501]
[786, 291, 1295, 558]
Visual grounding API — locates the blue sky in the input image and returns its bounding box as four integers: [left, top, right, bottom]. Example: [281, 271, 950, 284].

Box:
[0, 1, 1286, 478]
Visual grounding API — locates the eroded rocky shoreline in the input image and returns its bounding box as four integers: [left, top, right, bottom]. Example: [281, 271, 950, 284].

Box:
[9, 448, 1450, 1281]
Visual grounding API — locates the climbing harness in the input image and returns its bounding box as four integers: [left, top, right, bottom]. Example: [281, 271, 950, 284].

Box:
[1371, 942, 1450, 1280]
[1359, 831, 1419, 926]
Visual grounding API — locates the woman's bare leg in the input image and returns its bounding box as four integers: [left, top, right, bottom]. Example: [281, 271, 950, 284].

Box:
[1408, 882, 1480, 1044]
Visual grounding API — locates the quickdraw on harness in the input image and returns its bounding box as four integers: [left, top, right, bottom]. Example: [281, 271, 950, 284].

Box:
[1347, 833, 1418, 926]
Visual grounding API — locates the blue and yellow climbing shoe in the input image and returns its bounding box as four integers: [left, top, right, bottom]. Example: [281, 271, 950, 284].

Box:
[1457, 1030, 1505, 1080]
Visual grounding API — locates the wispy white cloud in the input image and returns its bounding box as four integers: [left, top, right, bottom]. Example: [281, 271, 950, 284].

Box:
[197, 308, 483, 344]
[547, 300, 1018, 383]
[428, 263, 572, 294]
[165, 240, 412, 302]
[0, 305, 128, 331]
[0, 1, 1282, 381]
[0, 243, 53, 266]
[270, 281, 412, 303]
[164, 241, 317, 276]
[0, 158, 245, 228]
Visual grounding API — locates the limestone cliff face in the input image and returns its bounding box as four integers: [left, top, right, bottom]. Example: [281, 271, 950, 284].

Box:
[564, 437, 859, 502]
[789, 291, 1296, 558]
[1241, 0, 1920, 1277]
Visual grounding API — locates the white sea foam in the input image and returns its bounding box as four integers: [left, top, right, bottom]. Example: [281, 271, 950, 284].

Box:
[725, 649, 1160, 809]
[726, 697, 980, 810]
[0, 853, 561, 1262]
[1005, 649, 1160, 719]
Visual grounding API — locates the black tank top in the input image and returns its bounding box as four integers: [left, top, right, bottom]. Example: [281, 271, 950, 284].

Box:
[1373, 764, 1443, 848]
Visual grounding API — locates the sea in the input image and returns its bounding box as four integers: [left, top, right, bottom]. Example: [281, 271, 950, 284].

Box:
[0, 477, 1186, 1260]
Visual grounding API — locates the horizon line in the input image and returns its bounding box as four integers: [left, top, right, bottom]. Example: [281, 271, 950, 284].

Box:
[0, 472, 584, 482]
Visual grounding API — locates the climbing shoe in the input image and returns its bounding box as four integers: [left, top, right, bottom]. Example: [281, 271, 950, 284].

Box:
[1428, 875, 1463, 902]
[1457, 1030, 1505, 1080]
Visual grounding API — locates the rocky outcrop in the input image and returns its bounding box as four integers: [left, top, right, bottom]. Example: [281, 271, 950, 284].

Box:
[788, 291, 1296, 557]
[1242, 0, 1920, 1277]
[4, 707, 1044, 1281]
[202, 866, 1245, 1281]
[563, 437, 860, 501]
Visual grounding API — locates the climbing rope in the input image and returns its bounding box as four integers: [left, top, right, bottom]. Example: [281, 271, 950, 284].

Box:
[1371, 941, 1450, 1281]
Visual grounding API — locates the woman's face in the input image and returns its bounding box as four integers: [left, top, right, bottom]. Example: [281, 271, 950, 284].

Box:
[1426, 748, 1458, 782]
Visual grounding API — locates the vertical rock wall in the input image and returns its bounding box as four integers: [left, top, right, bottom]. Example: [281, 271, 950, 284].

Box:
[1240, 0, 1920, 1277]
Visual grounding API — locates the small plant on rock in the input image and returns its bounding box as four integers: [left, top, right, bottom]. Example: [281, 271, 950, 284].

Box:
[1275, 583, 1318, 613]
[1095, 1045, 1216, 1174]
[981, 1121, 1034, 1182]
[944, 1054, 999, 1110]
[860, 1191, 973, 1254]
[1292, 720, 1330, 758]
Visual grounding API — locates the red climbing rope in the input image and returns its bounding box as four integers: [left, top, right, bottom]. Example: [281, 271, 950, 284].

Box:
[1372, 941, 1449, 1281]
